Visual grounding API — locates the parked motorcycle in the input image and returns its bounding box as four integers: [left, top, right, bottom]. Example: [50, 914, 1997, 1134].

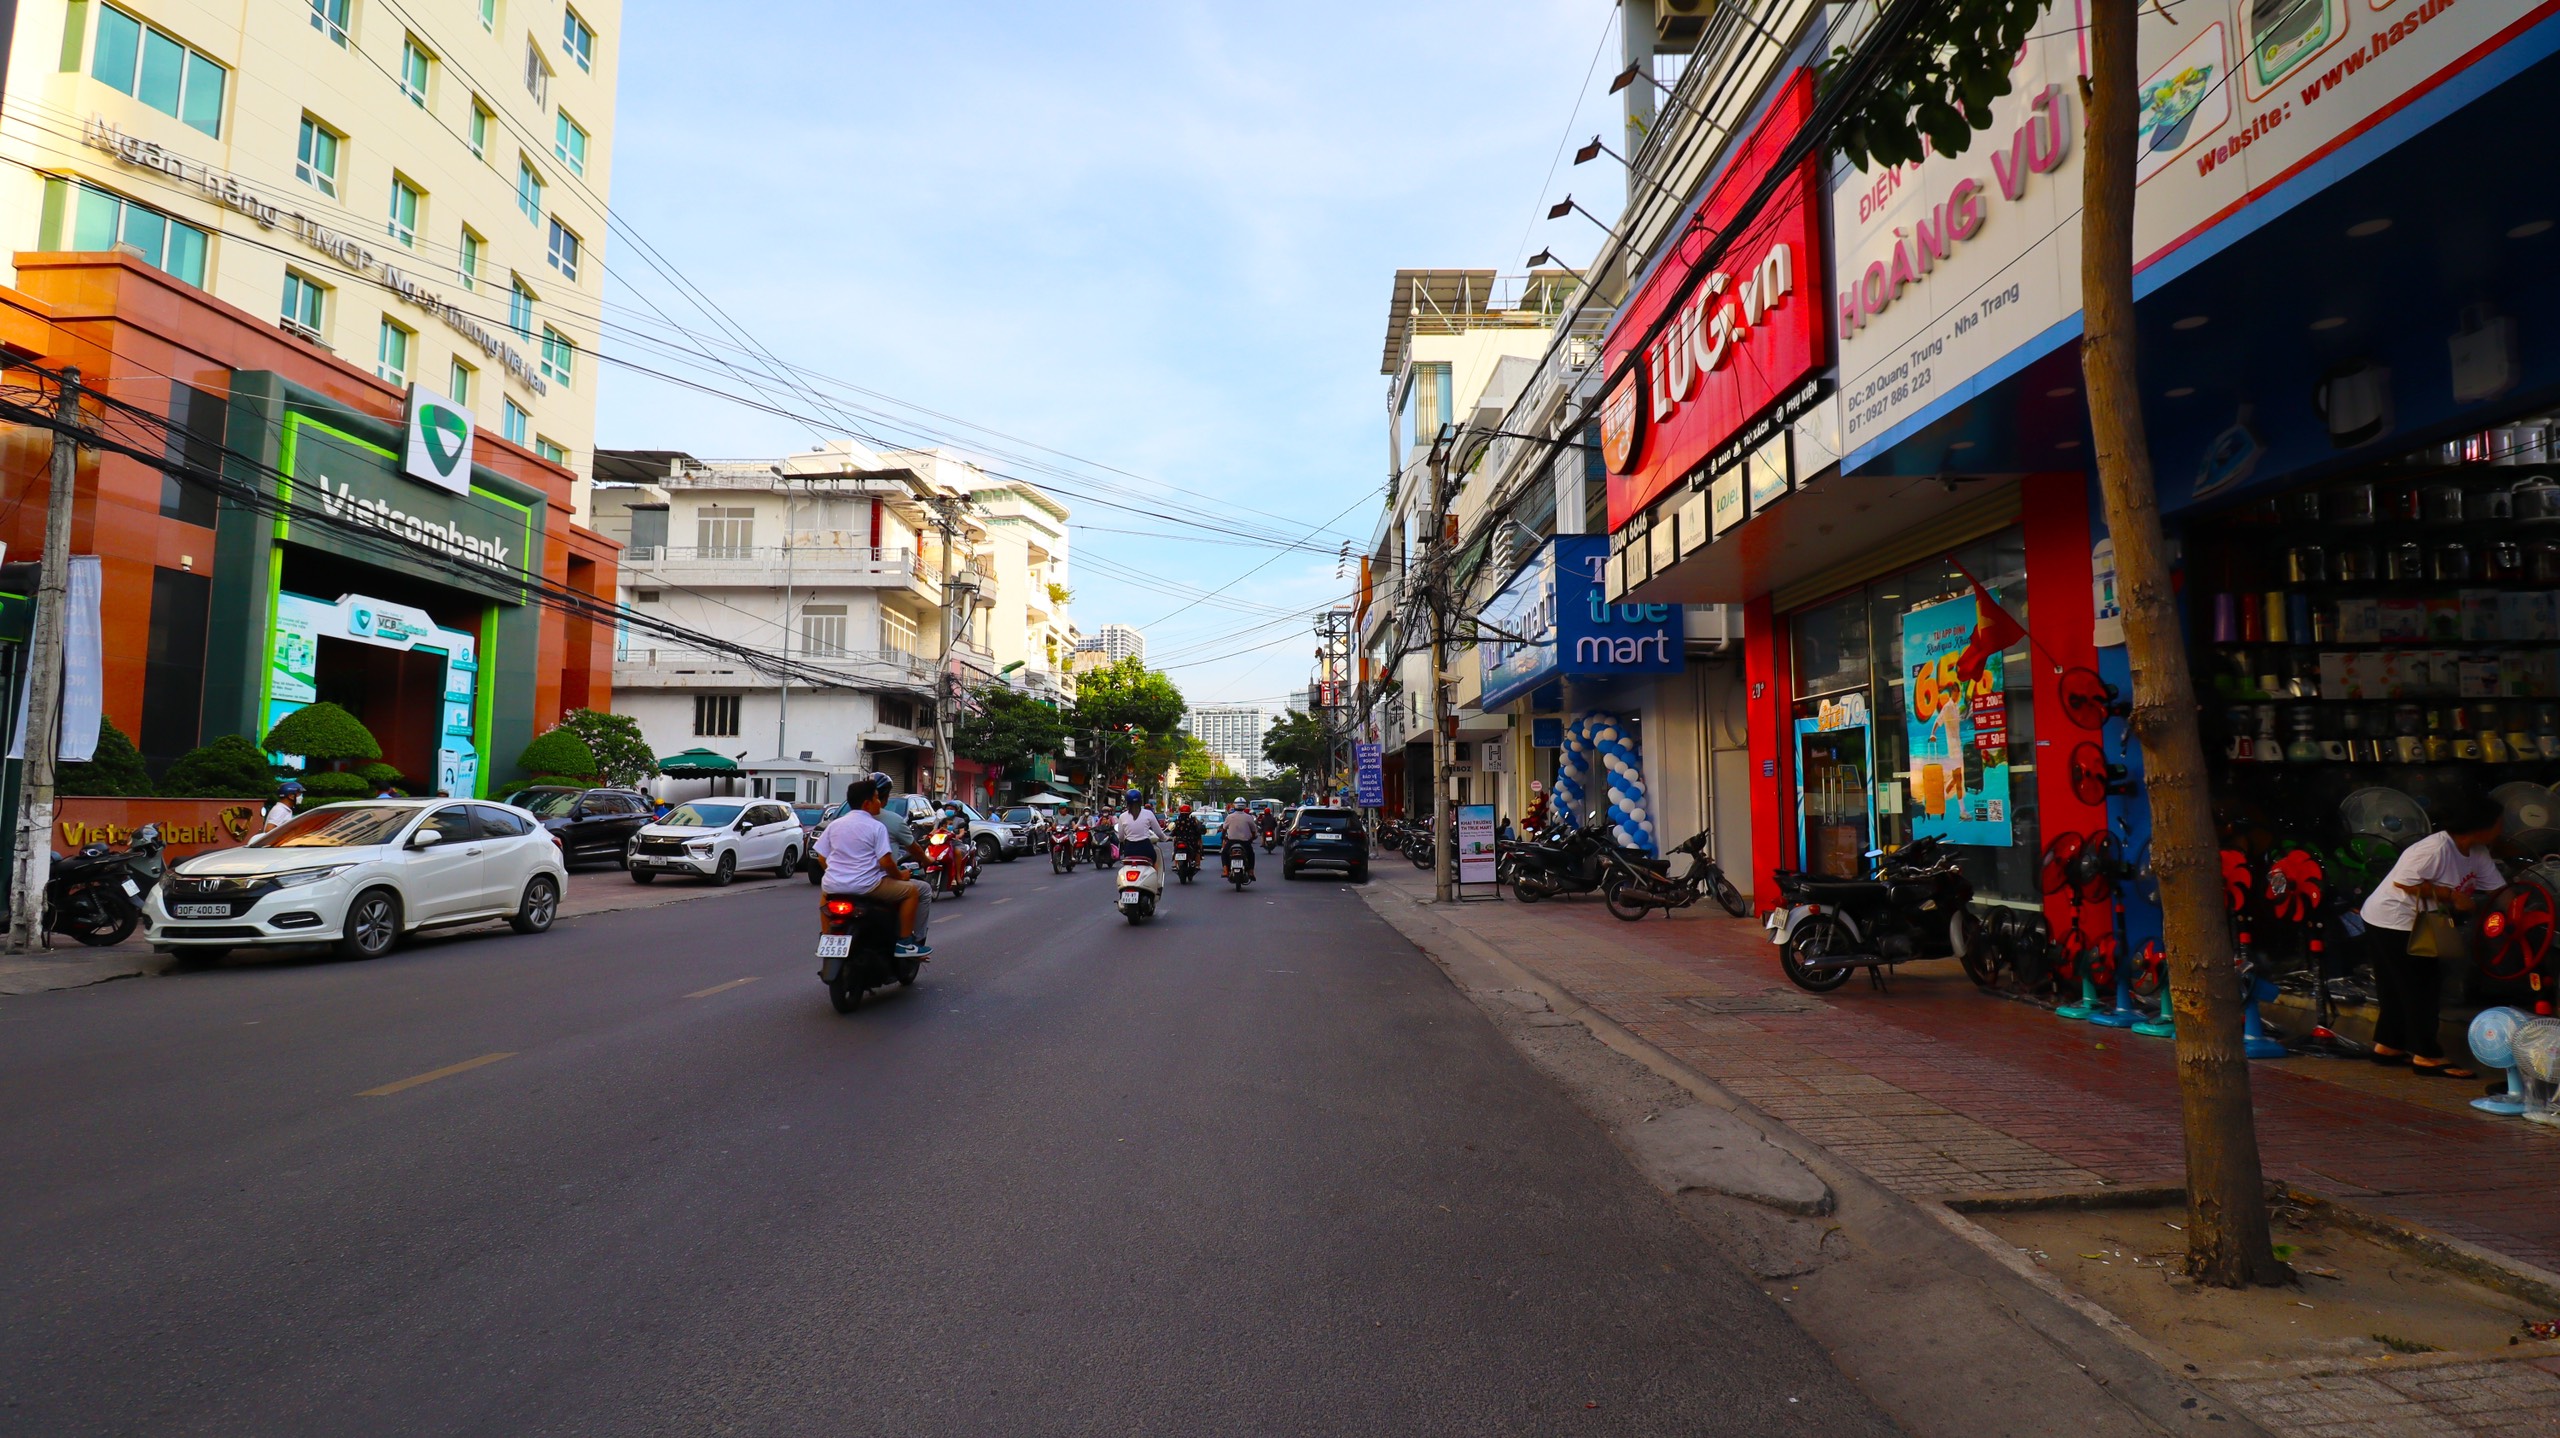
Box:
[1173, 833, 1202, 885]
[1768, 836, 1983, 993]
[1116, 851, 1164, 923]
[1603, 829, 1750, 922]
[48, 822, 165, 947]
[1223, 842, 1255, 889]
[1507, 821, 1617, 903]
[816, 889, 919, 1013]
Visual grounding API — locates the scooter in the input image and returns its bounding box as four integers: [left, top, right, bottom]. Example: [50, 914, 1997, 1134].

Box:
[1051, 820, 1082, 873]
[1603, 829, 1751, 922]
[1507, 821, 1615, 902]
[1768, 836, 1984, 993]
[924, 821, 976, 898]
[1173, 834, 1203, 885]
[816, 889, 919, 1013]
[48, 822, 164, 947]
[1223, 842, 1256, 889]
[1117, 850, 1164, 923]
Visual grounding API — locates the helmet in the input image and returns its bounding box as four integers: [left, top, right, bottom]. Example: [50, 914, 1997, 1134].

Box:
[1179, 803, 1193, 814]
[278, 780, 305, 796]
[1126, 788, 1144, 804]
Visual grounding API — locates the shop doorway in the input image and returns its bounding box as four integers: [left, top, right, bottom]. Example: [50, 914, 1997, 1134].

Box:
[315, 637, 448, 792]
[1796, 711, 1875, 878]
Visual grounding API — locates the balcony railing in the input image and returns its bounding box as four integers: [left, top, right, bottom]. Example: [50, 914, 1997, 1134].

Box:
[620, 545, 934, 589]
[613, 644, 939, 692]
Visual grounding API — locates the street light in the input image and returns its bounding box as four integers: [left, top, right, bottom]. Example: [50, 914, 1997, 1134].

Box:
[1573, 133, 1684, 206]
[1546, 196, 1615, 236]
[1608, 63, 1725, 135]
[1525, 248, 1582, 278]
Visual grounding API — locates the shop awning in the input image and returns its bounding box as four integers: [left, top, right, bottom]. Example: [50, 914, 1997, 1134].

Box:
[657, 747, 742, 775]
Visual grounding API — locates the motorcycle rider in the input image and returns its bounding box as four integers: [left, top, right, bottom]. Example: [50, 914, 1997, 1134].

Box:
[813, 775, 929, 957]
[262, 780, 303, 835]
[875, 779, 931, 949]
[1219, 803, 1258, 875]
[1114, 788, 1166, 863]
[1171, 803, 1205, 871]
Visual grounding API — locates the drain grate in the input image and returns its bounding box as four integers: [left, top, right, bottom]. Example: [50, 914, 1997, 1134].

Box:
[1675, 991, 1824, 1016]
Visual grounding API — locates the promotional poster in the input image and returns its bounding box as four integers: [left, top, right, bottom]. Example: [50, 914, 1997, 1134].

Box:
[1901, 596, 2013, 846]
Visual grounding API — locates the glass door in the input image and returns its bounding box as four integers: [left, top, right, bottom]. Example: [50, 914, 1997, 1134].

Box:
[1795, 711, 1875, 878]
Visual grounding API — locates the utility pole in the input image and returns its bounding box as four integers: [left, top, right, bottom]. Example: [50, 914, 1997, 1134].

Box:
[928, 491, 965, 801]
[8, 369, 80, 954]
[1427, 426, 1456, 904]
[776, 475, 793, 766]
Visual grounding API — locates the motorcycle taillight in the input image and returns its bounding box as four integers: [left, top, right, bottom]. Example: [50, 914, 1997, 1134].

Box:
[824, 899, 854, 916]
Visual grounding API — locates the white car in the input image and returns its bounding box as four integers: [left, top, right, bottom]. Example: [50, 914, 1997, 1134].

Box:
[146, 798, 566, 962]
[626, 798, 806, 885]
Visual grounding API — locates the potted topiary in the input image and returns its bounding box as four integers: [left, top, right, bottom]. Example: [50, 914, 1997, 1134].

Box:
[517, 727, 598, 787]
[161, 735, 279, 799]
[58, 717, 153, 797]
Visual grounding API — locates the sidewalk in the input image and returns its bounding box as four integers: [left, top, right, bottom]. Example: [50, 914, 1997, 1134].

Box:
[1361, 868, 2560, 1437]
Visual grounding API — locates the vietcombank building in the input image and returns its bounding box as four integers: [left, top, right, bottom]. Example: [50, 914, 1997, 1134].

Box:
[1, 253, 617, 791]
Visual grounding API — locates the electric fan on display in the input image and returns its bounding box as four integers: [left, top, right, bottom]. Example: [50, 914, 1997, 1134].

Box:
[2039, 833, 2085, 897]
[2495, 782, 2560, 857]
[2338, 787, 2431, 850]
[2057, 668, 2130, 732]
[2324, 835, 2402, 901]
[2067, 742, 2135, 805]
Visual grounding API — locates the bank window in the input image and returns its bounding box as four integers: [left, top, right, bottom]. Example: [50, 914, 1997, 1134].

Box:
[295, 115, 340, 197]
[507, 276, 535, 338]
[881, 606, 918, 655]
[93, 5, 226, 138]
[554, 111, 588, 176]
[502, 397, 529, 444]
[562, 6, 595, 70]
[803, 604, 849, 658]
[280, 270, 326, 340]
[457, 226, 483, 290]
[696, 506, 753, 559]
[386, 174, 422, 247]
[517, 157, 544, 223]
[545, 217, 580, 279]
[468, 99, 493, 160]
[69, 183, 206, 287]
[694, 694, 741, 738]
[375, 319, 413, 385]
[523, 37, 550, 107]
[448, 357, 475, 407]
[308, 0, 348, 45]
[539, 325, 574, 383]
[535, 437, 567, 465]
[398, 36, 431, 106]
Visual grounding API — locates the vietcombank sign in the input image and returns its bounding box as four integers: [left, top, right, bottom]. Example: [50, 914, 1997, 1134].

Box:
[282, 406, 537, 604]
[403, 386, 476, 496]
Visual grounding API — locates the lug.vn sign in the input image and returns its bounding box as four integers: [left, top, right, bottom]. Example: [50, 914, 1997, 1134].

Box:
[1603, 68, 1829, 533]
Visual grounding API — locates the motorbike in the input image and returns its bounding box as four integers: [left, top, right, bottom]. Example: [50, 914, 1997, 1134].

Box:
[49, 822, 165, 947]
[1051, 821, 1082, 873]
[924, 820, 977, 897]
[1173, 832, 1203, 885]
[1507, 821, 1617, 902]
[1223, 841, 1256, 889]
[816, 889, 919, 1013]
[1116, 850, 1164, 923]
[1603, 829, 1751, 922]
[1768, 836, 1983, 993]
[1258, 818, 1280, 853]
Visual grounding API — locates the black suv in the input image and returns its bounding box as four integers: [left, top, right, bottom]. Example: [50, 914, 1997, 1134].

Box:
[1282, 806, 1369, 882]
[505, 786, 656, 866]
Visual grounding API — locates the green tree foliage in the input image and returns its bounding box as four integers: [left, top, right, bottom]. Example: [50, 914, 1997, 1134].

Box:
[1136, 730, 1218, 794]
[955, 685, 1068, 775]
[557, 708, 658, 788]
[1819, 0, 2045, 171]
[355, 761, 409, 793]
[58, 717, 152, 796]
[517, 726, 598, 782]
[160, 735, 278, 798]
[261, 702, 381, 766]
[299, 770, 373, 799]
[1066, 656, 1185, 793]
[1261, 710, 1331, 776]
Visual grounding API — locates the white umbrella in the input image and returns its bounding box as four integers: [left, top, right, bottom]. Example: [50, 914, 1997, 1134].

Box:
[1022, 793, 1071, 806]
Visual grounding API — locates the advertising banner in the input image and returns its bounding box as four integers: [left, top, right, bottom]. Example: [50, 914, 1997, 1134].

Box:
[1602, 69, 1829, 532]
[1354, 742, 1384, 806]
[1457, 804, 1498, 883]
[1832, 0, 2548, 470]
[1900, 597, 2013, 846]
[1478, 536, 1685, 711]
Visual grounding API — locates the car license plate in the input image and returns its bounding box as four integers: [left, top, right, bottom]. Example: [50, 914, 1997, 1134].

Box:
[121, 879, 141, 897]
[816, 934, 852, 958]
[172, 903, 229, 919]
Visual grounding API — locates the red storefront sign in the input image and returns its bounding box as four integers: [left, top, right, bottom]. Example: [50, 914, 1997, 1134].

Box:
[1603, 68, 1828, 533]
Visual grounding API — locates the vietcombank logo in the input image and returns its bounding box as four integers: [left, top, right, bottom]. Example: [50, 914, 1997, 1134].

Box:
[402, 386, 476, 496]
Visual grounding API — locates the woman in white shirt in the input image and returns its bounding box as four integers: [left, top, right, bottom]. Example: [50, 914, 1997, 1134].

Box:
[2355, 792, 2506, 1077]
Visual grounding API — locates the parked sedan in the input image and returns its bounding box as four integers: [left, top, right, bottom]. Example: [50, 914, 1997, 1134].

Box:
[627, 799, 807, 885]
[504, 785, 654, 866]
[1281, 806, 1369, 882]
[146, 799, 564, 962]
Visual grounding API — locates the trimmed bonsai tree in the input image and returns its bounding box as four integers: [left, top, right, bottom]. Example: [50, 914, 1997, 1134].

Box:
[556, 708, 656, 788]
[58, 717, 153, 796]
[517, 727, 598, 784]
[160, 735, 277, 799]
[298, 770, 373, 799]
[355, 761, 409, 794]
[262, 702, 382, 770]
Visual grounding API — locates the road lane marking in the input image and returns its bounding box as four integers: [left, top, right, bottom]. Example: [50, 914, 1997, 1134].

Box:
[685, 977, 760, 999]
[358, 1052, 515, 1097]
[991, 897, 1013, 905]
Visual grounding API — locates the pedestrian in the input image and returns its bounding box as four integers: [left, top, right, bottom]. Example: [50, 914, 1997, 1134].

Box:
[1499, 815, 1515, 843]
[262, 780, 303, 834]
[2358, 791, 2506, 1078]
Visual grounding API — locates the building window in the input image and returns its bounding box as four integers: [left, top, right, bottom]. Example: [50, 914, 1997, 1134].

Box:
[562, 6, 595, 70]
[448, 358, 475, 406]
[635, 589, 661, 603]
[516, 157, 544, 223]
[457, 227, 483, 290]
[376, 319, 413, 385]
[523, 37, 550, 107]
[280, 270, 326, 339]
[478, 0, 495, 31]
[802, 604, 849, 658]
[554, 111, 588, 176]
[535, 437, 568, 465]
[68, 183, 206, 286]
[696, 506, 753, 559]
[386, 175, 421, 247]
[1404, 362, 1452, 448]
[539, 325, 574, 384]
[507, 277, 535, 338]
[545, 217, 579, 279]
[308, 0, 349, 44]
[295, 115, 340, 197]
[399, 36, 431, 106]
[93, 5, 226, 138]
[881, 606, 918, 655]
[877, 695, 915, 730]
[468, 99, 493, 159]
[693, 694, 741, 738]
[502, 398, 529, 444]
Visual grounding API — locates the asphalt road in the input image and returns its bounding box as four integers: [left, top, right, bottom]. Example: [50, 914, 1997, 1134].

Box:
[0, 852, 1893, 1436]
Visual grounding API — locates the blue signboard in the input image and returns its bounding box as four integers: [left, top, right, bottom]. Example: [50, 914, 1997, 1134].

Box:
[1353, 742, 1384, 807]
[1478, 535, 1684, 711]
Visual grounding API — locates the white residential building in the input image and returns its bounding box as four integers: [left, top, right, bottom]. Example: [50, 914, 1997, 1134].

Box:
[1080, 623, 1144, 667]
[1186, 705, 1267, 781]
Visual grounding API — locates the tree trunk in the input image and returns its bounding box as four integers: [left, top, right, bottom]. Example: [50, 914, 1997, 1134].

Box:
[2080, 0, 2286, 1289]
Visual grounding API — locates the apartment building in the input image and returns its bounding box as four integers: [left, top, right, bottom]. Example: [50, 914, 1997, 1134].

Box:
[1185, 705, 1265, 781]
[2, 0, 619, 510]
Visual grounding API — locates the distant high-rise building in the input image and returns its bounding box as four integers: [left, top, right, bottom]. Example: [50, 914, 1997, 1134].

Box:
[1188, 705, 1267, 780]
[1286, 690, 1311, 715]
[1080, 624, 1145, 666]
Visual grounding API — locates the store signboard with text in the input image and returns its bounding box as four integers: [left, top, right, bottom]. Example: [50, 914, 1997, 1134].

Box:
[283, 410, 540, 605]
[1900, 597, 2013, 847]
[1479, 536, 1686, 712]
[1354, 743, 1384, 806]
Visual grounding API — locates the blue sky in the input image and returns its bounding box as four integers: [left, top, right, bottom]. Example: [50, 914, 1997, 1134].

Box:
[599, 0, 1628, 708]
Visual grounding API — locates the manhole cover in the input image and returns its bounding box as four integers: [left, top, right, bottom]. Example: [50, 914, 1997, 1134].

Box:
[1676, 992, 1823, 1016]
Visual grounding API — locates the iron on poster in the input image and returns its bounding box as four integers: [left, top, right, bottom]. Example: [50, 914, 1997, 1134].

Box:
[1901, 597, 2013, 846]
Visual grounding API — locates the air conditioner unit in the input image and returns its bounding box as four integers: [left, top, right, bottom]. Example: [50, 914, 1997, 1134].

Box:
[1656, 0, 1713, 52]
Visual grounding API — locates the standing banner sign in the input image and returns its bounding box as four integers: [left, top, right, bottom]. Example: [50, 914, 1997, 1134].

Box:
[1901, 597, 2013, 846]
[1456, 805, 1498, 883]
[1353, 743, 1384, 807]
